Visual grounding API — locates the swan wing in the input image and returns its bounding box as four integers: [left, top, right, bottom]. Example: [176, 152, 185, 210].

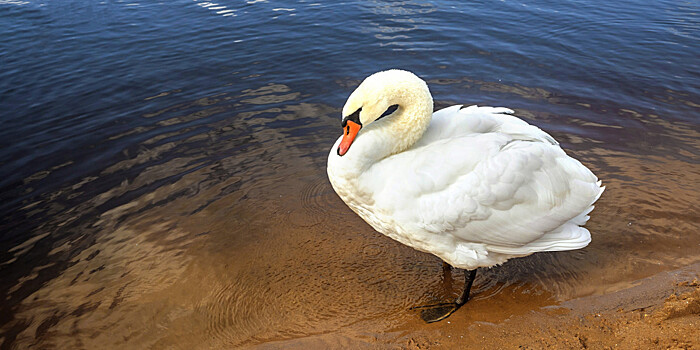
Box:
[360, 107, 602, 253]
[417, 105, 558, 146]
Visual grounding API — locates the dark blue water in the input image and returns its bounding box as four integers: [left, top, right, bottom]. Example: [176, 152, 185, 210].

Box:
[1, 0, 699, 348]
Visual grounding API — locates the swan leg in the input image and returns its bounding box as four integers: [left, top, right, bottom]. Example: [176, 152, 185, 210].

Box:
[415, 266, 478, 323]
[455, 269, 477, 305]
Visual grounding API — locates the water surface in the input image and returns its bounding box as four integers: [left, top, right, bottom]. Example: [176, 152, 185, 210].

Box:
[1, 0, 699, 348]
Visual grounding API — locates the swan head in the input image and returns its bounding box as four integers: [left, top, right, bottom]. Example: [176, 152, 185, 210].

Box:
[337, 69, 433, 156]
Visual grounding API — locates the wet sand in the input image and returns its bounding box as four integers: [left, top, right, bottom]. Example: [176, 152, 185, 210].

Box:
[255, 265, 700, 350]
[399, 264, 700, 350]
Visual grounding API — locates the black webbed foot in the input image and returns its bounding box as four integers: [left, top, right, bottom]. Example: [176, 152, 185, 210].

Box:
[412, 267, 478, 323]
[413, 303, 459, 323]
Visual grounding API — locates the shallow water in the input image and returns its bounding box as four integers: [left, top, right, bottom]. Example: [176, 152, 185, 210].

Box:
[1, 0, 699, 348]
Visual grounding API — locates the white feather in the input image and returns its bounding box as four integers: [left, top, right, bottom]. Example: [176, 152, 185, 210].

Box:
[327, 70, 604, 270]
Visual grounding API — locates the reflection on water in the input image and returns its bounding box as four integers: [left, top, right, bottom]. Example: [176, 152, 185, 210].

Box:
[1, 0, 699, 348]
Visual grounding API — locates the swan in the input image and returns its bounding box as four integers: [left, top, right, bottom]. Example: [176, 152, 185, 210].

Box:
[326, 69, 604, 322]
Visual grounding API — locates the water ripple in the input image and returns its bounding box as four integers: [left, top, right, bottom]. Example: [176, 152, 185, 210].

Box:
[1, 0, 699, 348]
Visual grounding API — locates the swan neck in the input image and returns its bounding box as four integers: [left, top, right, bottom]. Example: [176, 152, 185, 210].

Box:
[390, 95, 433, 155]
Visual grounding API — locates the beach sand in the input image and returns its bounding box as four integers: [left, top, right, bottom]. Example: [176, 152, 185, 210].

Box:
[265, 263, 699, 349]
[400, 265, 699, 349]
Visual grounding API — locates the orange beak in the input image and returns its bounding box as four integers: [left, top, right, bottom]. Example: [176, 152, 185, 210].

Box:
[337, 120, 362, 156]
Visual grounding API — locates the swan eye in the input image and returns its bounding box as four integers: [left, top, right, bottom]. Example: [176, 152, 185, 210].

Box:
[342, 107, 362, 128]
[377, 104, 399, 121]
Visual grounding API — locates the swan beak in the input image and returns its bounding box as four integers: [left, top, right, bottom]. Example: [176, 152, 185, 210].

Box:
[338, 120, 362, 156]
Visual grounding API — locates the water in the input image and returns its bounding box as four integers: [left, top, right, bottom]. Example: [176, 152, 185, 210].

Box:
[1, 0, 699, 348]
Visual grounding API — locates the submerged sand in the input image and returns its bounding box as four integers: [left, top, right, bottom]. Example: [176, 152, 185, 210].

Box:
[263, 263, 699, 349]
[3, 86, 698, 349]
[402, 265, 699, 350]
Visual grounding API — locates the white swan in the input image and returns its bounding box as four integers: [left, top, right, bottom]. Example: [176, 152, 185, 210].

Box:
[326, 70, 604, 322]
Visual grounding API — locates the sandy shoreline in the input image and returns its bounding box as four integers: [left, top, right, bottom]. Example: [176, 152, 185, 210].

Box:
[260, 262, 699, 349]
[402, 263, 699, 349]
